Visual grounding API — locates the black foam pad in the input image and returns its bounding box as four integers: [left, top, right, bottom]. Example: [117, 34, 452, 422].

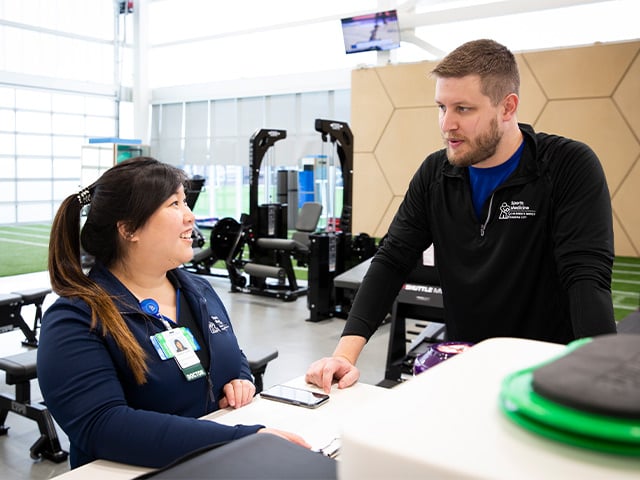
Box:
[532, 334, 640, 419]
[135, 433, 336, 479]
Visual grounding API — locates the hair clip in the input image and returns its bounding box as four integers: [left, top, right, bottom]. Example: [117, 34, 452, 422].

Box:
[77, 188, 91, 206]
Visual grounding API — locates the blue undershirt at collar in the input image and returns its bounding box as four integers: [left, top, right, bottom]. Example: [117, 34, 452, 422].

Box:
[468, 141, 525, 220]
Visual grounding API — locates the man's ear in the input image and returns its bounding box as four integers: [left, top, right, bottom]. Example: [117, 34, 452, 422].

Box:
[502, 93, 519, 120]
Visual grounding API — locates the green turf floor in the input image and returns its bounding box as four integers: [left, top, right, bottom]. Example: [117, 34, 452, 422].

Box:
[1, 223, 638, 321]
[0, 223, 51, 277]
[611, 256, 640, 320]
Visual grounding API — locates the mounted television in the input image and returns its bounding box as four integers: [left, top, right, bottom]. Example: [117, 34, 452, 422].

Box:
[341, 10, 401, 54]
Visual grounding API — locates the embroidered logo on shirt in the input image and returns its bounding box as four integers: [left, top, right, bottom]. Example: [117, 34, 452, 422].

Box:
[208, 316, 229, 334]
[498, 201, 536, 220]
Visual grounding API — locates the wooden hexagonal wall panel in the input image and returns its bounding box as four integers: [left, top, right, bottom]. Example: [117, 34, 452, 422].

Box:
[352, 152, 393, 235]
[375, 107, 441, 195]
[516, 55, 547, 124]
[376, 62, 436, 108]
[523, 42, 639, 99]
[351, 68, 394, 152]
[535, 98, 640, 194]
[612, 158, 640, 256]
[374, 196, 404, 238]
[614, 53, 640, 135]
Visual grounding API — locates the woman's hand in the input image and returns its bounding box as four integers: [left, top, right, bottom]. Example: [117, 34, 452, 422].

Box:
[218, 379, 256, 409]
[258, 428, 312, 449]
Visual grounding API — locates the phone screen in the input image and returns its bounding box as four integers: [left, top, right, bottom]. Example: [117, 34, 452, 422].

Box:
[260, 384, 329, 409]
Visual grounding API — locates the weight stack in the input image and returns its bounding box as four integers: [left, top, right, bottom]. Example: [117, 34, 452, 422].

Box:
[257, 203, 287, 238]
[307, 232, 344, 322]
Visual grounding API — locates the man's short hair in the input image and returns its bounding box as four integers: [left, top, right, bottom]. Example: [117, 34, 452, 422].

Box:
[431, 39, 520, 105]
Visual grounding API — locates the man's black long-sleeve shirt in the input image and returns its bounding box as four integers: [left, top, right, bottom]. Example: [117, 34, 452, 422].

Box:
[344, 124, 616, 344]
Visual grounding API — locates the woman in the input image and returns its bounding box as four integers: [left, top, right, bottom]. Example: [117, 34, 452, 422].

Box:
[37, 157, 308, 469]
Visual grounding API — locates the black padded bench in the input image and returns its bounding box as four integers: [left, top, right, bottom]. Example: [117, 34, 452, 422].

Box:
[0, 349, 68, 462]
[0, 287, 51, 347]
[246, 347, 279, 394]
[0, 293, 25, 336]
[14, 287, 52, 347]
[331, 257, 374, 319]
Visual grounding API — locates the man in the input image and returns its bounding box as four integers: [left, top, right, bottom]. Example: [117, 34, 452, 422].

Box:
[306, 39, 616, 393]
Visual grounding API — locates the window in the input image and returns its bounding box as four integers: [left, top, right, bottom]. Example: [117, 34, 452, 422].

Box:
[0, 1, 118, 224]
[151, 90, 350, 222]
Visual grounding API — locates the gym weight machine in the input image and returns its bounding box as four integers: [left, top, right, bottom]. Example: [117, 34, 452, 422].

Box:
[306, 119, 377, 321]
[185, 120, 376, 308]
[186, 128, 319, 301]
[225, 128, 318, 301]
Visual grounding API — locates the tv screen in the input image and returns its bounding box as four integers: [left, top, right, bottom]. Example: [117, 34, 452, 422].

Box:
[341, 10, 401, 54]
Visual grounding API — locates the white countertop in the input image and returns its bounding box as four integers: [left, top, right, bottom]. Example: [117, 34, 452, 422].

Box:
[339, 337, 640, 479]
[54, 376, 389, 479]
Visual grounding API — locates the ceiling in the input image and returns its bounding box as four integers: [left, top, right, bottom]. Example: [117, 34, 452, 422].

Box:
[149, 0, 639, 58]
[146, 0, 639, 98]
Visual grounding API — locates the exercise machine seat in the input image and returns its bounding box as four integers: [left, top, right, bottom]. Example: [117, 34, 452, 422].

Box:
[0, 349, 68, 462]
[239, 203, 323, 301]
[291, 202, 323, 249]
[246, 347, 279, 394]
[258, 202, 322, 252]
[12, 287, 52, 347]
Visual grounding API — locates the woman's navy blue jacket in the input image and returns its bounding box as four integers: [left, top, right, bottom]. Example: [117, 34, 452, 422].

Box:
[37, 263, 263, 469]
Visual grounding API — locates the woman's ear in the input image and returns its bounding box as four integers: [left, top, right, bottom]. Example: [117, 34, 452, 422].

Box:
[116, 221, 137, 242]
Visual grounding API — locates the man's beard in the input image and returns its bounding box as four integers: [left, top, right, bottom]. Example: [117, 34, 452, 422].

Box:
[445, 118, 501, 168]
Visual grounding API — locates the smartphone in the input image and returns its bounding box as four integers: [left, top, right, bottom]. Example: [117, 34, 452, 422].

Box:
[260, 384, 329, 409]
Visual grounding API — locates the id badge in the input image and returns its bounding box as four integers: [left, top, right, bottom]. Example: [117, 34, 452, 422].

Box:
[174, 349, 206, 381]
[150, 327, 206, 381]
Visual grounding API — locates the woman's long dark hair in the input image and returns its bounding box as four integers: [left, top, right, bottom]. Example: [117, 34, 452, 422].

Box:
[48, 157, 188, 384]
